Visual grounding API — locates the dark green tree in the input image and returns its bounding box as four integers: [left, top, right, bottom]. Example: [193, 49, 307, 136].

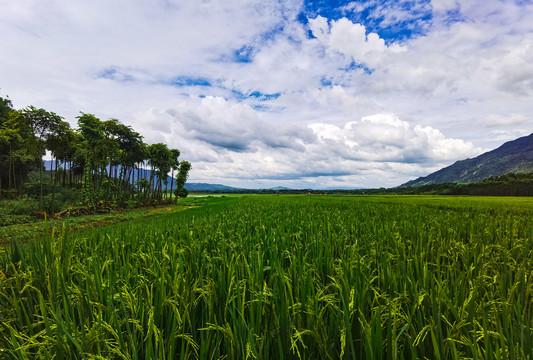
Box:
[102, 119, 145, 204]
[0, 92, 193, 213]
[168, 148, 181, 202]
[77, 113, 104, 208]
[0, 96, 15, 196]
[19, 106, 62, 209]
[46, 120, 73, 212]
[146, 143, 173, 204]
[174, 161, 191, 201]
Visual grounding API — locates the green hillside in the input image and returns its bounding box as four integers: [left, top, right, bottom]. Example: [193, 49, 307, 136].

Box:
[403, 133, 533, 187]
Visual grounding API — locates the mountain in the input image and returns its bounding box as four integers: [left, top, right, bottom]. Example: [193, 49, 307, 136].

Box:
[269, 186, 292, 191]
[324, 186, 364, 191]
[185, 183, 243, 192]
[402, 133, 533, 187]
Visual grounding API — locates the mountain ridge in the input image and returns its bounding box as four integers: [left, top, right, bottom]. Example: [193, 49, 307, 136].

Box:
[402, 133, 533, 187]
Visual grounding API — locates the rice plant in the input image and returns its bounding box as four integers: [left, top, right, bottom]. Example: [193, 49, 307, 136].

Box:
[1, 195, 532, 359]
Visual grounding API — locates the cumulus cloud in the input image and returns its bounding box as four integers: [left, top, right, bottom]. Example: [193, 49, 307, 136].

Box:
[147, 101, 483, 188]
[308, 16, 405, 66]
[309, 114, 483, 163]
[172, 97, 260, 152]
[146, 96, 317, 155]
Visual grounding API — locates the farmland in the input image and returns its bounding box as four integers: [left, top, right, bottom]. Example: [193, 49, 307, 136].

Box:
[1, 195, 532, 359]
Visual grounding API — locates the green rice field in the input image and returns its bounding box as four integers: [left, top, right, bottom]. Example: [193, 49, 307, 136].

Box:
[1, 195, 532, 359]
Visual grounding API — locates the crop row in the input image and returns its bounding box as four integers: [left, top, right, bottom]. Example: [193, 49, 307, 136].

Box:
[1, 195, 532, 359]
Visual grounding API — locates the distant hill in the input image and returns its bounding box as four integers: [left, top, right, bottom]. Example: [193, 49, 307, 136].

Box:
[324, 186, 363, 191]
[270, 186, 292, 191]
[185, 183, 243, 192]
[402, 133, 533, 187]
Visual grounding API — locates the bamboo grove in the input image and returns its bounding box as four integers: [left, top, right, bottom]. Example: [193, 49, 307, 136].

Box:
[1, 195, 531, 359]
[0, 95, 191, 212]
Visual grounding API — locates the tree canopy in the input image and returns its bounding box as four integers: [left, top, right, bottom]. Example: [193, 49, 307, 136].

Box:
[0, 93, 191, 213]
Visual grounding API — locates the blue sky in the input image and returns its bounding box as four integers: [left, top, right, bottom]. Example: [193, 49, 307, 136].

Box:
[301, 0, 434, 41]
[1, 0, 532, 188]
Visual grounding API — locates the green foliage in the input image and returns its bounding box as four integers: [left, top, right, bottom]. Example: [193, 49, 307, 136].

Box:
[0, 95, 13, 122]
[0, 92, 192, 214]
[0, 106, 41, 197]
[147, 143, 172, 177]
[1, 195, 531, 359]
[174, 161, 191, 201]
[0, 196, 39, 216]
[76, 112, 103, 144]
[397, 172, 533, 196]
[176, 187, 189, 198]
[0, 214, 35, 227]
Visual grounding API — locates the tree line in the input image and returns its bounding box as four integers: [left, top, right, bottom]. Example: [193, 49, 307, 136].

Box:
[0, 94, 191, 213]
[196, 172, 533, 196]
[326, 172, 533, 196]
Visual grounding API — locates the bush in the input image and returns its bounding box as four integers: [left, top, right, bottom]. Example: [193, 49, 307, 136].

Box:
[0, 196, 40, 216]
[23, 180, 53, 197]
[175, 187, 189, 198]
[0, 214, 35, 227]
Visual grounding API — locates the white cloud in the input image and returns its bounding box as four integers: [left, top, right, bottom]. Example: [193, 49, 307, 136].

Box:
[135, 96, 483, 188]
[343, 0, 432, 31]
[431, 0, 460, 13]
[480, 113, 528, 127]
[309, 114, 483, 163]
[308, 16, 405, 66]
[493, 39, 533, 96]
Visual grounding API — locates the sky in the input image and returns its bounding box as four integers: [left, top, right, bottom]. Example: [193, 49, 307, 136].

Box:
[1, 0, 532, 189]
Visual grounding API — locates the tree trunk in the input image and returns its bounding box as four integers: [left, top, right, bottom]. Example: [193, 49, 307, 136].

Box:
[146, 169, 154, 204]
[39, 152, 44, 210]
[12, 153, 16, 194]
[125, 167, 132, 196]
[115, 164, 119, 187]
[50, 157, 58, 214]
[169, 169, 174, 202]
[8, 143, 12, 190]
[158, 177, 162, 204]
[158, 177, 163, 204]
[62, 161, 66, 187]
[138, 165, 142, 201]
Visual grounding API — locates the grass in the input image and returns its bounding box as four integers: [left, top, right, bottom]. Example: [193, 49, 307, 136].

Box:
[0, 195, 531, 359]
[0, 196, 229, 245]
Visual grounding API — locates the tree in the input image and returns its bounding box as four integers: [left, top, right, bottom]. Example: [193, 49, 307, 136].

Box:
[174, 161, 191, 201]
[19, 107, 62, 208]
[0, 96, 15, 196]
[102, 119, 145, 204]
[0, 91, 193, 213]
[0, 95, 12, 124]
[146, 143, 173, 204]
[46, 120, 73, 212]
[168, 148, 181, 202]
[77, 113, 104, 208]
[1, 107, 43, 198]
[176, 187, 188, 198]
[0, 122, 24, 196]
